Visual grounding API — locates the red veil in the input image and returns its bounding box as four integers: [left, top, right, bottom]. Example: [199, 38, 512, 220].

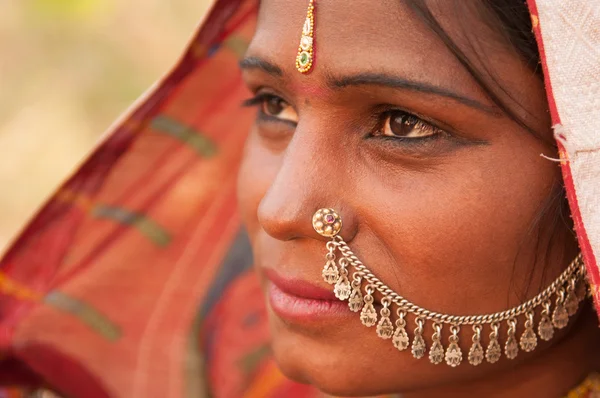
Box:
[0, 1, 598, 397]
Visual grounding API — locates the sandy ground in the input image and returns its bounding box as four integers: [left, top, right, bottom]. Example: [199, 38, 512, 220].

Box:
[0, 0, 211, 252]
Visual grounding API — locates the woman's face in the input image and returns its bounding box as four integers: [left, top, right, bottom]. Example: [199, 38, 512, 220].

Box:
[238, 0, 578, 395]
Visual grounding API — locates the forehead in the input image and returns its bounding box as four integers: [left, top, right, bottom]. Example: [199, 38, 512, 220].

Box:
[248, 0, 493, 97]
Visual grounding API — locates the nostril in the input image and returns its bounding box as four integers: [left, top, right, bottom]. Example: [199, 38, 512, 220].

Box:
[258, 194, 357, 243]
[256, 197, 306, 241]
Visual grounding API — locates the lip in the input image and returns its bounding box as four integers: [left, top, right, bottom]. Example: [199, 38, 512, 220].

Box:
[264, 268, 339, 300]
[264, 268, 352, 321]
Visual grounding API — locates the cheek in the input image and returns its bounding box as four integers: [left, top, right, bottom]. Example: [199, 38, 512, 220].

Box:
[236, 115, 569, 394]
[351, 138, 561, 313]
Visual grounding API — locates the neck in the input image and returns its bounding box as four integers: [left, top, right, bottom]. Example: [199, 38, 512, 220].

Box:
[404, 303, 600, 398]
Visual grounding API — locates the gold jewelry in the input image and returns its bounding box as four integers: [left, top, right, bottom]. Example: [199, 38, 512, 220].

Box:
[312, 208, 588, 367]
[296, 0, 315, 73]
[566, 373, 600, 398]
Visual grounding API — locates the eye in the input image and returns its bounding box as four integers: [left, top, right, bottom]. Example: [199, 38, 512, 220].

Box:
[244, 93, 298, 124]
[377, 110, 444, 139]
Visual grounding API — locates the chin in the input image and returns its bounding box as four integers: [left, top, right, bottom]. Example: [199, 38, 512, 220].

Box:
[271, 346, 373, 397]
[267, 313, 414, 397]
[266, 309, 514, 397]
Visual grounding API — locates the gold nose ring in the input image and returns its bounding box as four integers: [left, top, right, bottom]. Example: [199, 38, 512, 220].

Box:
[312, 208, 342, 237]
[310, 207, 587, 368]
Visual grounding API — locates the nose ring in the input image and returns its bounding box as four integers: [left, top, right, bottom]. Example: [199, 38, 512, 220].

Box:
[312, 208, 342, 237]
[310, 208, 587, 368]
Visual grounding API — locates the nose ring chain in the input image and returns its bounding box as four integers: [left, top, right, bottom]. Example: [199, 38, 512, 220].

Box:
[312, 208, 587, 367]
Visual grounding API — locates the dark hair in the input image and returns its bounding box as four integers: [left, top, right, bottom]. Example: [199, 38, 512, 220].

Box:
[484, 0, 540, 71]
[406, 0, 541, 135]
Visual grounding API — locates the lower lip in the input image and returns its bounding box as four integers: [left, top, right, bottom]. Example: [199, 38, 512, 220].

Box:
[267, 282, 352, 322]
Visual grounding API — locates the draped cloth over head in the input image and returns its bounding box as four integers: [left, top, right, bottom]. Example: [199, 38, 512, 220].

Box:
[0, 1, 598, 397]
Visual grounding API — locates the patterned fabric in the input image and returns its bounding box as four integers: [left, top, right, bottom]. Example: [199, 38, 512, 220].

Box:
[527, 0, 600, 314]
[0, 0, 597, 397]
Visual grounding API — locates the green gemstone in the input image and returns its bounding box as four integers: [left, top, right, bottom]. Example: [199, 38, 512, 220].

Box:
[299, 51, 310, 66]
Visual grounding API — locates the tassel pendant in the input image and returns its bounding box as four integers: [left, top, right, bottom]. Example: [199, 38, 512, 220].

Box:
[552, 289, 569, 329]
[333, 258, 351, 300]
[505, 319, 519, 360]
[376, 298, 394, 339]
[468, 325, 484, 366]
[519, 311, 537, 352]
[445, 326, 463, 367]
[429, 323, 444, 365]
[348, 274, 364, 312]
[538, 301, 554, 341]
[393, 310, 410, 351]
[565, 279, 579, 316]
[486, 323, 502, 364]
[360, 286, 378, 327]
[322, 260, 339, 284]
[411, 318, 427, 359]
[322, 243, 339, 285]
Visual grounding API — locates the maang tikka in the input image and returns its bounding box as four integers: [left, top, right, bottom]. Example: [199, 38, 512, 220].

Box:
[296, 0, 316, 73]
[312, 208, 588, 367]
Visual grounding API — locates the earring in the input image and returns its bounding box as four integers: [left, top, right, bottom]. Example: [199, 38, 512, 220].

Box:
[312, 208, 587, 367]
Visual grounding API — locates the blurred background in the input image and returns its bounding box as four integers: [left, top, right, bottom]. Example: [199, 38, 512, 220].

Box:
[0, 0, 211, 252]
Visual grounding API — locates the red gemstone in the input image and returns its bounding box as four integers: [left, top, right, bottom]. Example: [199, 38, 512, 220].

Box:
[325, 214, 335, 223]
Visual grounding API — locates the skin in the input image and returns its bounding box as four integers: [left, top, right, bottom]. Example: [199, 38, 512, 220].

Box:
[237, 0, 599, 396]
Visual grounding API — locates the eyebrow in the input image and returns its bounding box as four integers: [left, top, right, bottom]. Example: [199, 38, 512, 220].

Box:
[239, 56, 283, 76]
[239, 56, 496, 113]
[331, 73, 494, 112]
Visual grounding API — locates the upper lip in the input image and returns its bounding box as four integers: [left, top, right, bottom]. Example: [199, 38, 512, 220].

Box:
[264, 268, 338, 301]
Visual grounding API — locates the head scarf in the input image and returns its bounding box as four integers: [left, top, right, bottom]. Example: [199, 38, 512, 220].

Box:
[0, 1, 598, 397]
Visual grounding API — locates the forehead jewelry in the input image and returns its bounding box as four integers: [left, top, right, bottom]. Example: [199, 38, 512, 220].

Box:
[312, 208, 588, 367]
[296, 0, 315, 73]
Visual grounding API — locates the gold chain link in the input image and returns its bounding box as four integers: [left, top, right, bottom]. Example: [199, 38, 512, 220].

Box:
[333, 235, 585, 326]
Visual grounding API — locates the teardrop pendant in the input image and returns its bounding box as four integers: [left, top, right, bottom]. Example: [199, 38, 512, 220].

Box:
[348, 274, 364, 312]
[445, 326, 463, 367]
[322, 246, 339, 285]
[468, 325, 484, 366]
[376, 298, 394, 339]
[565, 279, 579, 316]
[334, 275, 351, 300]
[505, 319, 519, 360]
[565, 292, 578, 315]
[392, 310, 410, 351]
[486, 323, 502, 364]
[360, 286, 378, 327]
[519, 311, 537, 352]
[538, 315, 554, 341]
[333, 258, 351, 300]
[429, 323, 444, 365]
[552, 289, 569, 329]
[411, 318, 427, 359]
[538, 301, 555, 341]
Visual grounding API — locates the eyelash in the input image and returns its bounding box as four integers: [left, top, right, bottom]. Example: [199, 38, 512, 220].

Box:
[242, 93, 446, 143]
[242, 93, 274, 108]
[375, 109, 445, 141]
[242, 93, 291, 123]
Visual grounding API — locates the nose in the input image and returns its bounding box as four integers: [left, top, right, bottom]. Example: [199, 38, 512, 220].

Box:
[257, 125, 357, 242]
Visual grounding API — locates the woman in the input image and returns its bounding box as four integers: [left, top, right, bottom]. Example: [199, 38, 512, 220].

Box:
[1, 0, 599, 397]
